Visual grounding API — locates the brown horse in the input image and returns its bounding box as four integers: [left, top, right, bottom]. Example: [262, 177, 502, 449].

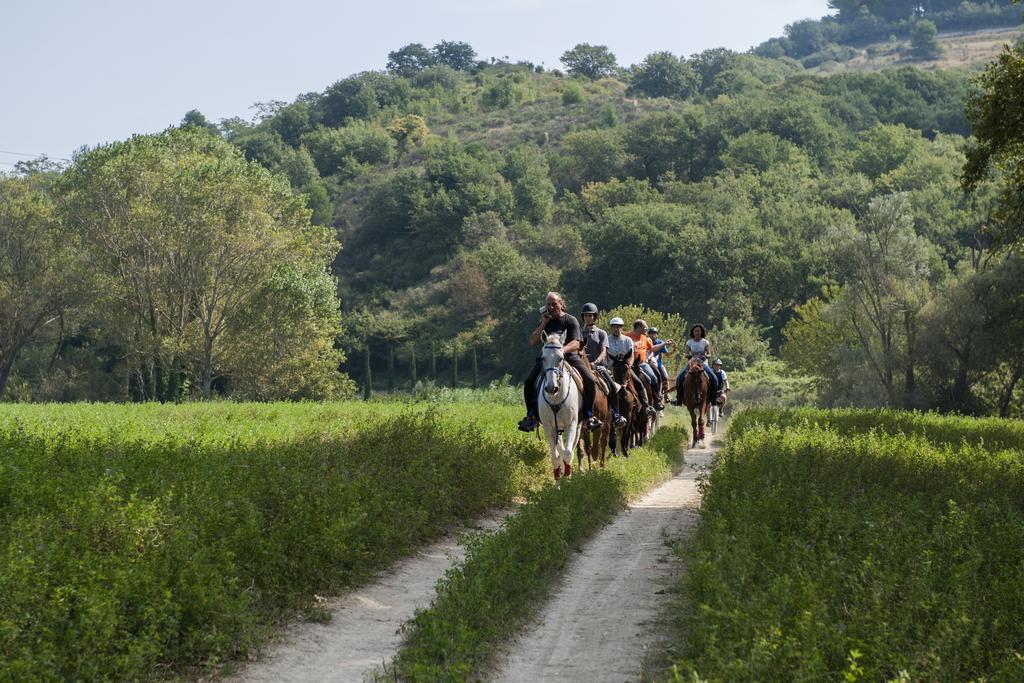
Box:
[679, 358, 709, 448]
[578, 351, 611, 470]
[608, 354, 637, 458]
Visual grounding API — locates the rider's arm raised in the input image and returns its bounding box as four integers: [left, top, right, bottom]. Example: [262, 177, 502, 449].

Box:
[529, 313, 550, 347]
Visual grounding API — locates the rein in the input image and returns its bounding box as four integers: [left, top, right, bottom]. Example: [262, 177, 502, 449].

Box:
[540, 343, 574, 431]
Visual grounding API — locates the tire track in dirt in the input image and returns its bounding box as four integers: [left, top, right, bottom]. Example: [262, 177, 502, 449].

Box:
[228, 511, 514, 683]
[487, 436, 718, 683]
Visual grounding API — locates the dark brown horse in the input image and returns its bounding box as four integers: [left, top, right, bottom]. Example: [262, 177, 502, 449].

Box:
[680, 358, 709, 448]
[608, 354, 637, 458]
[578, 351, 611, 470]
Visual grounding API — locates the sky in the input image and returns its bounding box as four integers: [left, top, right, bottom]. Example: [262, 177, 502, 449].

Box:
[1, 0, 832, 165]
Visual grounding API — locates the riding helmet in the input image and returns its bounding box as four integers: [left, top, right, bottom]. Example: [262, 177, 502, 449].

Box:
[581, 302, 599, 315]
[609, 316, 625, 326]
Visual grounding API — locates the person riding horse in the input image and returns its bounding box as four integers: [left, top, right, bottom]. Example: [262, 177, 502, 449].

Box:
[648, 326, 672, 392]
[519, 292, 603, 432]
[581, 303, 628, 429]
[603, 318, 654, 415]
[676, 323, 723, 405]
[626, 320, 672, 411]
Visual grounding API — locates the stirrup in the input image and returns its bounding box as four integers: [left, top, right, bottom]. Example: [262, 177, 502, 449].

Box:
[586, 415, 603, 429]
[517, 415, 538, 432]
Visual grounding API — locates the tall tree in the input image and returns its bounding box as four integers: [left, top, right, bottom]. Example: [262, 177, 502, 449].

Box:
[964, 24, 1024, 247]
[0, 176, 85, 398]
[386, 43, 435, 77]
[628, 52, 698, 100]
[431, 40, 477, 71]
[827, 194, 936, 407]
[560, 44, 618, 79]
[61, 127, 341, 399]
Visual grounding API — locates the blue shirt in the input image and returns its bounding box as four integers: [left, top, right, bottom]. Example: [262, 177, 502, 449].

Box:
[651, 337, 667, 368]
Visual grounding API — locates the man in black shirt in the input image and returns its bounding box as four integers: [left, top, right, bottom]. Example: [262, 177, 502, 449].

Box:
[518, 292, 602, 432]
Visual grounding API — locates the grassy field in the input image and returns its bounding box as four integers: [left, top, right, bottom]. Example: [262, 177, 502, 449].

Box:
[0, 400, 555, 680]
[812, 26, 1023, 74]
[667, 407, 1024, 681]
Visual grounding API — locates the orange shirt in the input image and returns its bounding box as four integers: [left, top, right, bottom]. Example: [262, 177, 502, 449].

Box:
[626, 331, 652, 363]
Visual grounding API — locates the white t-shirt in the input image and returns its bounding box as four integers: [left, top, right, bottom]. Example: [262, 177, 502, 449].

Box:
[604, 334, 635, 365]
[686, 338, 710, 359]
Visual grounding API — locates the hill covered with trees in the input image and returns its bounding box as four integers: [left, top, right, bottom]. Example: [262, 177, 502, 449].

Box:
[3, 9, 1023, 416]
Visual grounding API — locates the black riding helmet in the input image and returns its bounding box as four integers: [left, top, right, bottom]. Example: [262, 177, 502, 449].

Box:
[581, 302, 599, 316]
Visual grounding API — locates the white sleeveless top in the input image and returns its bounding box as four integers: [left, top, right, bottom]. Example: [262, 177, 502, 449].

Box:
[685, 338, 710, 359]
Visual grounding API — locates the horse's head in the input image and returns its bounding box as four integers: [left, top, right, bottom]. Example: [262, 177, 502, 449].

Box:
[609, 353, 630, 382]
[541, 334, 566, 395]
[688, 358, 705, 374]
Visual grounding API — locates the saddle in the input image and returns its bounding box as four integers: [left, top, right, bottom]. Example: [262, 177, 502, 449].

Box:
[567, 365, 585, 394]
[593, 372, 613, 396]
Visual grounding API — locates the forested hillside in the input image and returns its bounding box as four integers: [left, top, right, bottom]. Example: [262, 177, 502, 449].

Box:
[3, 6, 1023, 415]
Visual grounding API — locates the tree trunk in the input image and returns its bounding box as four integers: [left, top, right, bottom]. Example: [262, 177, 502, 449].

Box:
[387, 346, 394, 393]
[903, 310, 917, 409]
[47, 313, 65, 373]
[999, 364, 1024, 418]
[0, 354, 16, 400]
[410, 347, 417, 387]
[363, 339, 372, 400]
[452, 346, 459, 387]
[472, 347, 479, 389]
[430, 341, 437, 381]
[201, 340, 215, 399]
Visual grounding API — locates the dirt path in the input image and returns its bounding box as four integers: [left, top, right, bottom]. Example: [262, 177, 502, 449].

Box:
[487, 434, 720, 683]
[228, 511, 513, 683]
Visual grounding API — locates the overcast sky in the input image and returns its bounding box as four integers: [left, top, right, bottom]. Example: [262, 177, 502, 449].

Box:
[1, 0, 831, 164]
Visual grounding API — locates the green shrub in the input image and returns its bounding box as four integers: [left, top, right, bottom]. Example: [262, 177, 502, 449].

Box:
[561, 83, 584, 105]
[0, 405, 540, 679]
[670, 412, 1024, 681]
[731, 405, 1024, 451]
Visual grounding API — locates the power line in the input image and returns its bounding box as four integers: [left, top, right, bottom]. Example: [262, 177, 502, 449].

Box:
[0, 149, 71, 162]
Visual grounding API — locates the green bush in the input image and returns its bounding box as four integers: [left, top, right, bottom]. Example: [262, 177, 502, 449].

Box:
[731, 405, 1024, 451]
[561, 83, 584, 105]
[0, 405, 541, 679]
[670, 412, 1024, 681]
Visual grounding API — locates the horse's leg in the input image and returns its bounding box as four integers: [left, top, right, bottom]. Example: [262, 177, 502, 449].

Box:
[545, 420, 561, 481]
[563, 422, 578, 478]
[689, 407, 698, 448]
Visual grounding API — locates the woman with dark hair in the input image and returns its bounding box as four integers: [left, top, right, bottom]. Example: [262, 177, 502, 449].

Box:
[678, 324, 721, 400]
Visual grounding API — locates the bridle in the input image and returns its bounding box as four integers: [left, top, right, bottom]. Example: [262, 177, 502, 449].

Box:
[541, 342, 569, 414]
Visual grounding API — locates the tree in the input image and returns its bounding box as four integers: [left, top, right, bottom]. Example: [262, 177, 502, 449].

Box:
[553, 128, 628, 190]
[60, 127, 343, 399]
[222, 265, 352, 399]
[826, 193, 936, 407]
[560, 44, 618, 79]
[318, 72, 411, 126]
[432, 40, 477, 71]
[623, 110, 704, 181]
[964, 34, 1024, 247]
[386, 43, 435, 77]
[181, 109, 219, 133]
[628, 52, 698, 100]
[502, 146, 555, 223]
[300, 123, 397, 177]
[910, 19, 944, 61]
[0, 176, 85, 398]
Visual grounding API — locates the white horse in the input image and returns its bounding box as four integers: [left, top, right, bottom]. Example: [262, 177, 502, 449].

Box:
[537, 333, 582, 482]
